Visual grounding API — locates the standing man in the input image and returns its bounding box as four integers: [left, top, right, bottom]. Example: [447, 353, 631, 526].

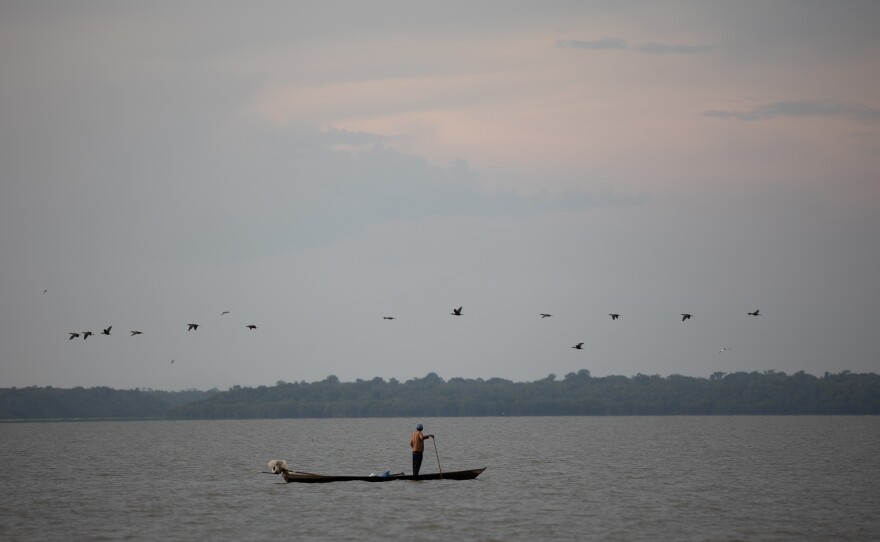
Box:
[410, 423, 434, 476]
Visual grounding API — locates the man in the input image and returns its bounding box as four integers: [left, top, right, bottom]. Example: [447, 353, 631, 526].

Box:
[410, 423, 434, 476]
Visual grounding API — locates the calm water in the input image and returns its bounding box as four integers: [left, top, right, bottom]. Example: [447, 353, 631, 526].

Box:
[1, 417, 879, 541]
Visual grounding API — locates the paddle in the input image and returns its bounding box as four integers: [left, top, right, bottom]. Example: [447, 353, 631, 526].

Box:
[432, 437, 443, 479]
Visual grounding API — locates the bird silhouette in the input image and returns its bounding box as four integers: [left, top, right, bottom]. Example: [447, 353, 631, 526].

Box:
[609, 313, 620, 320]
[719, 347, 732, 354]
[451, 307, 463, 316]
[130, 331, 143, 336]
[187, 324, 199, 331]
[102, 326, 112, 335]
[221, 311, 230, 316]
[748, 309, 761, 316]
[383, 316, 395, 320]
[82, 331, 93, 340]
[43, 289, 48, 294]
[68, 332, 80, 340]
[681, 314, 692, 321]
[540, 313, 552, 318]
[572, 342, 584, 350]
[246, 325, 257, 330]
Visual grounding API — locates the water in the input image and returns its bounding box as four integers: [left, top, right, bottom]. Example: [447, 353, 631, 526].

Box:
[1, 417, 879, 541]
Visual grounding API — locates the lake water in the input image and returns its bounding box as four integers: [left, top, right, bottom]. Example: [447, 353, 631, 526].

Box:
[1, 417, 879, 541]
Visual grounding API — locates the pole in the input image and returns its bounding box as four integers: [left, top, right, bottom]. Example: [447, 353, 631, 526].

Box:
[432, 437, 443, 479]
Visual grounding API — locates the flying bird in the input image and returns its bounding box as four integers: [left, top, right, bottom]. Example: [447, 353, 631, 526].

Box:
[451, 307, 463, 316]
[130, 330, 143, 336]
[383, 316, 395, 320]
[609, 313, 620, 320]
[43, 289, 48, 294]
[102, 326, 112, 335]
[246, 325, 257, 330]
[82, 331, 93, 340]
[719, 347, 733, 354]
[680, 314, 692, 321]
[540, 314, 552, 318]
[187, 324, 199, 331]
[221, 311, 230, 316]
[748, 309, 761, 316]
[170, 359, 175, 364]
[572, 342, 584, 350]
[68, 332, 80, 340]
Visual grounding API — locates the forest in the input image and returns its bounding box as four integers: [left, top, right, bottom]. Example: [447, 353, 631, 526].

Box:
[4, 369, 876, 420]
[0, 386, 217, 420]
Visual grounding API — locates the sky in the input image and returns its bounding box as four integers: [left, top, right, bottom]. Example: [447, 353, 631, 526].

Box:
[1, 1, 879, 391]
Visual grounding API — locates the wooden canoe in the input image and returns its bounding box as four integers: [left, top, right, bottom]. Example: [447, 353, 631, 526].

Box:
[280, 467, 486, 483]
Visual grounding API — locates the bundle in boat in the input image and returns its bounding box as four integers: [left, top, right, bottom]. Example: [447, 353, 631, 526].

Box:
[268, 459, 289, 474]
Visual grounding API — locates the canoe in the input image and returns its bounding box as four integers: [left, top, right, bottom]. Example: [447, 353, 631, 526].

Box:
[280, 467, 486, 483]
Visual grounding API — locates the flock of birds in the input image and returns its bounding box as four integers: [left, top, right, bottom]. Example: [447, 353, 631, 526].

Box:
[389, 307, 762, 352]
[59, 285, 763, 364]
[65, 309, 259, 364]
[68, 315, 259, 341]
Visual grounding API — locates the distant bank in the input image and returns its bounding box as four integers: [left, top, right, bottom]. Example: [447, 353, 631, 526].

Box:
[2, 370, 878, 421]
[0, 387, 218, 421]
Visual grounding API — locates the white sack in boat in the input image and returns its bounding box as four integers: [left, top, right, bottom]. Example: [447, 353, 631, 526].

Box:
[268, 459, 289, 474]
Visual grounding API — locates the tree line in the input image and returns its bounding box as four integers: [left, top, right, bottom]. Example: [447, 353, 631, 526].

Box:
[169, 369, 879, 419]
[2, 370, 878, 421]
[0, 386, 218, 420]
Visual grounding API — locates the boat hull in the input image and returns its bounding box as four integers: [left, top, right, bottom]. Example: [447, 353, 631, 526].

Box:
[281, 467, 486, 483]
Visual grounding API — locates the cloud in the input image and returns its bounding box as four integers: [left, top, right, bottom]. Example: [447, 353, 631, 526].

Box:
[299, 145, 648, 223]
[558, 38, 713, 54]
[557, 38, 628, 51]
[319, 128, 397, 146]
[635, 42, 714, 54]
[149, 139, 649, 263]
[703, 100, 880, 122]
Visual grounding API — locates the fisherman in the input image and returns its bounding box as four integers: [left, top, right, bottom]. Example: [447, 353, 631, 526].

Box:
[410, 423, 434, 476]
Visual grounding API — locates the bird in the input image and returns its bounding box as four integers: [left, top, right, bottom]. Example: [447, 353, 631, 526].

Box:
[719, 347, 733, 354]
[221, 311, 230, 316]
[383, 316, 395, 320]
[68, 332, 80, 340]
[609, 313, 620, 320]
[43, 289, 48, 294]
[102, 326, 112, 335]
[748, 309, 761, 316]
[681, 314, 692, 321]
[540, 314, 552, 318]
[82, 331, 93, 340]
[130, 330, 143, 336]
[187, 324, 199, 331]
[246, 325, 257, 330]
[170, 359, 175, 364]
[451, 307, 463, 316]
[572, 342, 584, 350]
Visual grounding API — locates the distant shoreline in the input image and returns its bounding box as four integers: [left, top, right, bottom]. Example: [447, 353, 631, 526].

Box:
[4, 371, 878, 419]
[0, 417, 166, 423]
[3, 413, 878, 424]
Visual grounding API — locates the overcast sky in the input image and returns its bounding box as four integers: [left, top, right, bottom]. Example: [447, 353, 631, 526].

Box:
[2, 1, 878, 390]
